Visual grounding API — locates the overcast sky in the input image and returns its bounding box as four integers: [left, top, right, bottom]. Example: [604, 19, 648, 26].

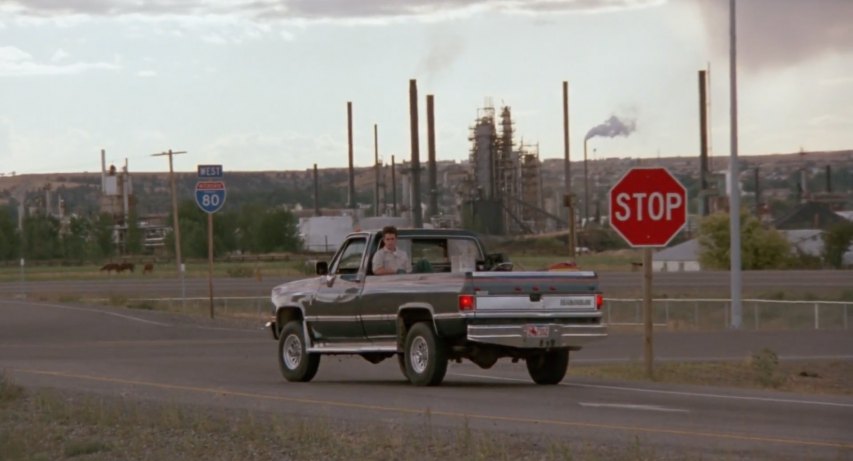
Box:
[1, 0, 851, 174]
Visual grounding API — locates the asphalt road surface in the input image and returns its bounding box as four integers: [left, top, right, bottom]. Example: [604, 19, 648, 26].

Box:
[1, 298, 851, 460]
[1, 270, 851, 299]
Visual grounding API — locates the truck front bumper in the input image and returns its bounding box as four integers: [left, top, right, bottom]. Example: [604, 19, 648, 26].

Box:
[467, 323, 607, 349]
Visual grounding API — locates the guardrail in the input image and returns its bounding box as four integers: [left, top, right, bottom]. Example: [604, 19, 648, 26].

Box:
[604, 298, 850, 331]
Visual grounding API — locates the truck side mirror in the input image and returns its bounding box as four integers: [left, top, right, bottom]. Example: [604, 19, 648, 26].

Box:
[316, 261, 329, 275]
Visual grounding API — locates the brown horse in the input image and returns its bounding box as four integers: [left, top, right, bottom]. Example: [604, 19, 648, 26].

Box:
[142, 263, 154, 274]
[99, 262, 120, 274]
[117, 262, 135, 273]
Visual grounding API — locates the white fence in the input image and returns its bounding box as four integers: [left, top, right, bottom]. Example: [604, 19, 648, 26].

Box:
[604, 298, 851, 331]
[124, 296, 852, 331]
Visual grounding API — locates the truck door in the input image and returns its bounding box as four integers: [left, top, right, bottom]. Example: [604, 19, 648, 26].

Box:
[308, 236, 368, 342]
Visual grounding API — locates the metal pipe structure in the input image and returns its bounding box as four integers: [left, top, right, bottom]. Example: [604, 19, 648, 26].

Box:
[699, 70, 710, 216]
[313, 163, 320, 216]
[347, 101, 356, 209]
[374, 124, 380, 216]
[563, 81, 575, 257]
[426, 94, 438, 220]
[391, 154, 397, 216]
[583, 138, 589, 225]
[409, 79, 423, 227]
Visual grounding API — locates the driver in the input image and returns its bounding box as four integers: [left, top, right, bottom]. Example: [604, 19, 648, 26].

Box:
[372, 226, 410, 275]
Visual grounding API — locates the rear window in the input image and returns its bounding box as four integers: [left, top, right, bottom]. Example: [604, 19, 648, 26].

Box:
[396, 237, 481, 273]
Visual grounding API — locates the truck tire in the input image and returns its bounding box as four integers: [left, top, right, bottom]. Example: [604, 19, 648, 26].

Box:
[278, 320, 320, 382]
[404, 322, 448, 386]
[525, 349, 569, 385]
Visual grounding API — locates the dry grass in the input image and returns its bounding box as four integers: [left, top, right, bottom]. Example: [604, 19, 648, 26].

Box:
[569, 357, 853, 396]
[0, 376, 704, 461]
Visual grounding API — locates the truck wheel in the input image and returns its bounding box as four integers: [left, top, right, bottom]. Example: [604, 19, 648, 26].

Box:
[525, 350, 569, 385]
[404, 322, 448, 386]
[278, 320, 320, 382]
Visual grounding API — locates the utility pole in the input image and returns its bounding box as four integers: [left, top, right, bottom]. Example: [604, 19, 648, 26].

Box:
[152, 149, 187, 276]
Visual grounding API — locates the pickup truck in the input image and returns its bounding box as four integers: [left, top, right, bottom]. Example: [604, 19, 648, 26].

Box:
[268, 228, 607, 386]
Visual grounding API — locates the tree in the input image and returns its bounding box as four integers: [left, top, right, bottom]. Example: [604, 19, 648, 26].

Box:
[0, 206, 19, 261]
[823, 221, 853, 268]
[90, 213, 116, 260]
[62, 215, 90, 261]
[22, 214, 62, 260]
[698, 211, 791, 270]
[125, 210, 144, 254]
[254, 209, 301, 253]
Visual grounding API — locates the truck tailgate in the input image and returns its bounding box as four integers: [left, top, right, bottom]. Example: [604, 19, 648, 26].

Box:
[468, 271, 600, 314]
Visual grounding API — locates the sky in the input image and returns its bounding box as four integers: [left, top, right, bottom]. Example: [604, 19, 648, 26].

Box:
[0, 0, 851, 175]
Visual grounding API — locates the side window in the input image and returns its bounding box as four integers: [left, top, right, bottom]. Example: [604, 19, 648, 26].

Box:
[330, 238, 367, 275]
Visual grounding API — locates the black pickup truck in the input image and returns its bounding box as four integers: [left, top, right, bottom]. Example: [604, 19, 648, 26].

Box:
[268, 228, 607, 386]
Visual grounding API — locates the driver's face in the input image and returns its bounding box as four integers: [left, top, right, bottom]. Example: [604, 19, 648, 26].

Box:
[383, 233, 397, 251]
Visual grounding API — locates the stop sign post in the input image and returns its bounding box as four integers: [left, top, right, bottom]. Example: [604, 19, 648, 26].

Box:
[608, 167, 687, 380]
[609, 168, 687, 247]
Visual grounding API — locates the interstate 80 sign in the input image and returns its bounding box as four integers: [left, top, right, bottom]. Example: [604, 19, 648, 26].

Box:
[195, 164, 226, 213]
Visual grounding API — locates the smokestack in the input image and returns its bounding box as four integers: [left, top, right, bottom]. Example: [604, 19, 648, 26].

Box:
[699, 70, 710, 216]
[409, 79, 423, 227]
[826, 165, 832, 193]
[123, 158, 129, 228]
[391, 155, 397, 216]
[563, 81, 575, 257]
[313, 164, 320, 216]
[801, 169, 808, 202]
[583, 139, 589, 225]
[374, 124, 380, 216]
[347, 101, 356, 209]
[101, 148, 106, 191]
[426, 94, 438, 220]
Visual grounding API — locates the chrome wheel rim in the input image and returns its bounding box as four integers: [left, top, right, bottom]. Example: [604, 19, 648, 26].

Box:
[283, 334, 303, 369]
[410, 336, 429, 374]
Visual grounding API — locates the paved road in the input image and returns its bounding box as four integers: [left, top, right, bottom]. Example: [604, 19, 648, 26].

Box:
[2, 270, 850, 299]
[1, 299, 851, 459]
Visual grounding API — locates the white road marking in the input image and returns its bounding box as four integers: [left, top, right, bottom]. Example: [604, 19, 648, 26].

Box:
[0, 300, 172, 327]
[449, 372, 853, 409]
[578, 402, 688, 413]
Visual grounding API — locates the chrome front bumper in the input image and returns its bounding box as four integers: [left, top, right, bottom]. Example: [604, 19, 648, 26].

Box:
[467, 323, 607, 349]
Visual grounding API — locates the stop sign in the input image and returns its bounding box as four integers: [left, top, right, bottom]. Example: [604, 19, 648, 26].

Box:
[608, 167, 687, 247]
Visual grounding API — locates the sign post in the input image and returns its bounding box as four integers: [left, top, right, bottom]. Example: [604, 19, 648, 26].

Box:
[196, 165, 226, 319]
[609, 167, 687, 379]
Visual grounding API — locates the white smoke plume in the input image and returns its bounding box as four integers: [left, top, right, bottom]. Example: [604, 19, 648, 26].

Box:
[584, 115, 636, 141]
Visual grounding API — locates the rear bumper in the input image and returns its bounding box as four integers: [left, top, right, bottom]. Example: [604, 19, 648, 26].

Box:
[466, 323, 607, 349]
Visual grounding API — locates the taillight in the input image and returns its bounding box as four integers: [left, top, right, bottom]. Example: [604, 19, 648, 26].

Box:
[595, 294, 604, 310]
[458, 294, 476, 311]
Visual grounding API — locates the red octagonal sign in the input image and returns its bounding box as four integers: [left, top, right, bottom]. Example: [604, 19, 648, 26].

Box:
[609, 167, 687, 247]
